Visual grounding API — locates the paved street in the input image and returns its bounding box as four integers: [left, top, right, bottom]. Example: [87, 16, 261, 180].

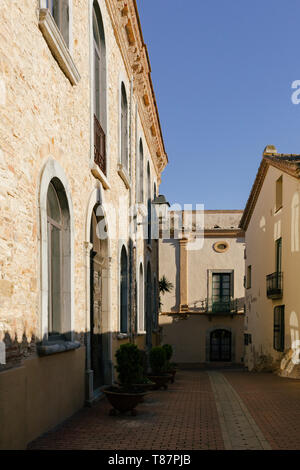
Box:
[28, 370, 300, 450]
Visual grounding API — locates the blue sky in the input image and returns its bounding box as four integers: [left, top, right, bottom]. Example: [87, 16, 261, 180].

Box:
[136, 0, 300, 209]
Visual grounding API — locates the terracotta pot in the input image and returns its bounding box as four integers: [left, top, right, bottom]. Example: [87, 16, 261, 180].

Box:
[103, 386, 147, 416]
[147, 374, 172, 390]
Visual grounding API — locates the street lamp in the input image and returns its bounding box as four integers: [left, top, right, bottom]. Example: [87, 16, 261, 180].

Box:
[152, 194, 170, 223]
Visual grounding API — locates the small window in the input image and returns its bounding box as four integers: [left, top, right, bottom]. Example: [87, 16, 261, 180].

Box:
[244, 333, 252, 346]
[47, 0, 70, 47]
[274, 306, 285, 352]
[275, 238, 282, 273]
[246, 265, 252, 289]
[275, 175, 283, 212]
[214, 241, 229, 253]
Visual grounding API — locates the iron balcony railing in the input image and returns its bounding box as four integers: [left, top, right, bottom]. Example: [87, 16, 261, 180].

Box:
[266, 272, 283, 299]
[199, 297, 241, 314]
[94, 114, 106, 175]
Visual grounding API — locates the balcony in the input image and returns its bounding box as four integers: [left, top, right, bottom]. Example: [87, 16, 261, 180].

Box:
[266, 272, 283, 299]
[198, 298, 243, 315]
[94, 114, 106, 175]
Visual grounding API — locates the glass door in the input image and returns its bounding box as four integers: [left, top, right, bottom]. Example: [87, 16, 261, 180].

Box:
[212, 273, 231, 312]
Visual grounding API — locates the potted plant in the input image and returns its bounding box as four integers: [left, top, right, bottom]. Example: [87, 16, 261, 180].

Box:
[134, 349, 155, 392]
[103, 343, 148, 416]
[162, 344, 178, 383]
[147, 346, 172, 390]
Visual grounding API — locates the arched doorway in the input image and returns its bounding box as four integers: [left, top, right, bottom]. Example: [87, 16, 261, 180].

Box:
[89, 205, 109, 390]
[210, 329, 232, 362]
[146, 262, 152, 349]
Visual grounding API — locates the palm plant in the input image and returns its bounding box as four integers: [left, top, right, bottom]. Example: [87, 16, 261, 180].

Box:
[159, 275, 174, 311]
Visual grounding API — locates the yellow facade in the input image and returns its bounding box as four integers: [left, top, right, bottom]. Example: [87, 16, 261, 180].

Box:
[241, 153, 300, 377]
[159, 211, 245, 366]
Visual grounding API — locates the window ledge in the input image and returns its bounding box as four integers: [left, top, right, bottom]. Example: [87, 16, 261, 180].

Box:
[39, 9, 80, 86]
[117, 163, 131, 189]
[90, 162, 111, 189]
[116, 333, 129, 340]
[37, 340, 81, 357]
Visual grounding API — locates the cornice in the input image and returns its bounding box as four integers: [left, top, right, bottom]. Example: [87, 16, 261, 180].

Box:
[105, 0, 168, 176]
[203, 229, 245, 238]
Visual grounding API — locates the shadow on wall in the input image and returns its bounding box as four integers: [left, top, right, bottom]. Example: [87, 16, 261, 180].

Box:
[0, 328, 117, 382]
[187, 296, 245, 313]
[0, 330, 85, 372]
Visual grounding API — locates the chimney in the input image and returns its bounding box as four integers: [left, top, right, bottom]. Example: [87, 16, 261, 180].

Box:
[263, 145, 277, 156]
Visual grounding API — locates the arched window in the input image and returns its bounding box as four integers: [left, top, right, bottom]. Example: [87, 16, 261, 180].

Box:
[93, 1, 107, 174]
[120, 83, 128, 171]
[120, 246, 128, 333]
[153, 275, 158, 330]
[139, 139, 144, 203]
[138, 263, 145, 333]
[47, 178, 70, 336]
[147, 162, 151, 245]
[47, 0, 70, 47]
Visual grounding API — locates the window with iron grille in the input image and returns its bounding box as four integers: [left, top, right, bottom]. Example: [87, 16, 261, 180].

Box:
[93, 1, 107, 174]
[274, 305, 285, 352]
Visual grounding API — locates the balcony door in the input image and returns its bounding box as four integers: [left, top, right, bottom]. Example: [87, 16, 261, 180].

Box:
[212, 273, 231, 312]
[90, 209, 105, 390]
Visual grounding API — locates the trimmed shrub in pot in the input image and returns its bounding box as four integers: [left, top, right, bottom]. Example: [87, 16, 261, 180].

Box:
[148, 346, 171, 390]
[162, 344, 173, 362]
[149, 346, 167, 375]
[115, 343, 143, 388]
[103, 343, 147, 416]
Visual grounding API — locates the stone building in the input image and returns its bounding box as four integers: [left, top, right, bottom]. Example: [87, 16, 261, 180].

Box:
[159, 210, 245, 367]
[0, 0, 167, 449]
[240, 146, 300, 378]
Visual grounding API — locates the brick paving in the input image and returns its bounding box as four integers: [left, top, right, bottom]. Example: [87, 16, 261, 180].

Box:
[28, 371, 224, 450]
[28, 369, 300, 450]
[224, 370, 300, 450]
